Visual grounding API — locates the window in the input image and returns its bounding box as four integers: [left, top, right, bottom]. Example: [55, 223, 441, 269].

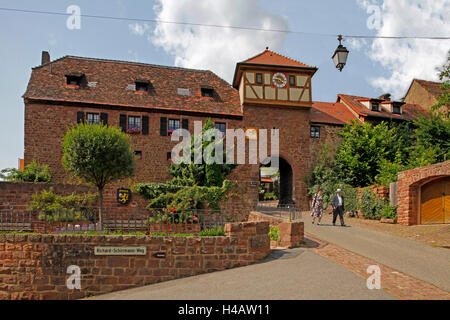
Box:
[86, 113, 99, 124]
[128, 116, 141, 129]
[289, 75, 296, 86]
[255, 73, 263, 84]
[215, 122, 226, 138]
[168, 119, 180, 135]
[134, 151, 142, 160]
[310, 126, 320, 139]
[393, 106, 402, 114]
[371, 103, 380, 112]
[66, 75, 82, 86]
[135, 81, 149, 93]
[201, 87, 214, 98]
[167, 152, 172, 161]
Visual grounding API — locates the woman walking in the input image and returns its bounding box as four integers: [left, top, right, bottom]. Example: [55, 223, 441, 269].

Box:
[311, 188, 324, 225]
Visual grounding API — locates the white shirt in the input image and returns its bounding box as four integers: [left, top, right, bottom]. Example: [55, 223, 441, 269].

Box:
[337, 195, 342, 206]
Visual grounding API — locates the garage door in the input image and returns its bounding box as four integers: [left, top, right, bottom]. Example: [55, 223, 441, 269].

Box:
[421, 177, 450, 224]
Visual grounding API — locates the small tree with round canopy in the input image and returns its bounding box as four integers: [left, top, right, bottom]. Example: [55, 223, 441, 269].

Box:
[62, 123, 136, 225]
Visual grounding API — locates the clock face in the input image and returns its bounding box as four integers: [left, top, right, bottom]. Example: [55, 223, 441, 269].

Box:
[272, 72, 287, 88]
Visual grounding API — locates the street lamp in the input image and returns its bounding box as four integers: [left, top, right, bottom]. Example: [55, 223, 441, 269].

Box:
[332, 35, 349, 72]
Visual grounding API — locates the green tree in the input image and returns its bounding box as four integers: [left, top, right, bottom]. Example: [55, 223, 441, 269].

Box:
[333, 121, 397, 187]
[0, 160, 51, 182]
[411, 115, 450, 163]
[62, 123, 136, 223]
[432, 51, 449, 119]
[135, 119, 236, 211]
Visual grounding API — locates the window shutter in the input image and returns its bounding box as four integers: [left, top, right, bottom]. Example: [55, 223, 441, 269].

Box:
[100, 113, 108, 126]
[182, 118, 189, 130]
[160, 117, 167, 136]
[119, 114, 127, 132]
[142, 116, 149, 135]
[76, 111, 85, 124]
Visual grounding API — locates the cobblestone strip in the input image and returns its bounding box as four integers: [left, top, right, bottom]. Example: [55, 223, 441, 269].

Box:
[305, 233, 450, 300]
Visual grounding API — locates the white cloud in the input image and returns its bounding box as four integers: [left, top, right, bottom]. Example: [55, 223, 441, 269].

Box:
[130, 0, 288, 83]
[129, 23, 150, 36]
[357, 0, 450, 99]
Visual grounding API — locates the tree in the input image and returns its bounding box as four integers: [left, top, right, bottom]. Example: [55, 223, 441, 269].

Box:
[62, 123, 136, 224]
[0, 160, 51, 182]
[333, 121, 397, 187]
[432, 51, 449, 119]
[412, 115, 450, 163]
[135, 119, 236, 211]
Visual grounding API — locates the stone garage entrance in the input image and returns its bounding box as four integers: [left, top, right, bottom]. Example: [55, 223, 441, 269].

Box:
[398, 160, 450, 225]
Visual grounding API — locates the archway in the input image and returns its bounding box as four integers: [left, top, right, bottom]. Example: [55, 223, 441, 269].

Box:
[259, 156, 294, 207]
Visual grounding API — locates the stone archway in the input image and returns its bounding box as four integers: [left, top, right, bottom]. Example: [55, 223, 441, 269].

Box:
[259, 156, 294, 207]
[397, 160, 450, 225]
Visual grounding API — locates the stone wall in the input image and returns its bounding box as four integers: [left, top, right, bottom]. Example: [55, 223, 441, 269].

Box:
[397, 160, 449, 226]
[247, 211, 304, 248]
[0, 182, 94, 211]
[0, 221, 270, 300]
[247, 211, 286, 226]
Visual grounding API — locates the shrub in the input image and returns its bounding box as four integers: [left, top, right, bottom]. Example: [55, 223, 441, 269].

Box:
[27, 188, 98, 222]
[269, 226, 279, 241]
[0, 160, 51, 182]
[198, 226, 225, 236]
[359, 188, 385, 220]
[381, 205, 398, 219]
[263, 192, 278, 201]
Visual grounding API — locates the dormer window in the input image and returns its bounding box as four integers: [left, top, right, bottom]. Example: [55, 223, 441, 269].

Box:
[393, 105, 402, 114]
[135, 81, 150, 93]
[201, 87, 214, 98]
[66, 74, 84, 87]
[371, 103, 380, 112]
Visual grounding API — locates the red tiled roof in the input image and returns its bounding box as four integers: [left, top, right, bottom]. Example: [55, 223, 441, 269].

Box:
[310, 101, 358, 125]
[241, 48, 316, 69]
[261, 177, 274, 183]
[24, 56, 243, 116]
[415, 79, 444, 97]
[338, 94, 427, 121]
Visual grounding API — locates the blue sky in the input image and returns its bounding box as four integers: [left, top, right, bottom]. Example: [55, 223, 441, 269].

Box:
[0, 0, 448, 169]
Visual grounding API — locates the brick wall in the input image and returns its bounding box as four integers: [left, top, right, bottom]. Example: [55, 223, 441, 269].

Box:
[278, 222, 304, 248]
[397, 160, 450, 226]
[0, 182, 95, 210]
[0, 221, 270, 300]
[247, 211, 304, 248]
[247, 211, 286, 226]
[358, 185, 390, 201]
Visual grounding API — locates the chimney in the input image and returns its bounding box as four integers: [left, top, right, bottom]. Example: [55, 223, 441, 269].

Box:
[41, 51, 50, 65]
[377, 93, 391, 101]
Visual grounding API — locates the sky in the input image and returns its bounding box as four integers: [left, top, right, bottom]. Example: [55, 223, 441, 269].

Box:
[0, 0, 449, 169]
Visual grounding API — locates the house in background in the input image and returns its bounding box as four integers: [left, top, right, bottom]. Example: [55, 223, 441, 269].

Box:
[337, 93, 427, 124]
[403, 79, 448, 113]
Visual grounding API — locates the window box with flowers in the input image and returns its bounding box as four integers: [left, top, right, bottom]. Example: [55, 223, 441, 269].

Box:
[126, 127, 141, 135]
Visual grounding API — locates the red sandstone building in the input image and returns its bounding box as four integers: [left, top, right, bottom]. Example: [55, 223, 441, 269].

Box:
[22, 49, 425, 219]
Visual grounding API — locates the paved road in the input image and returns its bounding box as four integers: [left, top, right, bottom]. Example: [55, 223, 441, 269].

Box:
[91, 248, 394, 300]
[303, 213, 450, 292]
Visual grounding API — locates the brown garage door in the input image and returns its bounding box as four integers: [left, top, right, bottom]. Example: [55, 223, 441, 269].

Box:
[421, 177, 450, 224]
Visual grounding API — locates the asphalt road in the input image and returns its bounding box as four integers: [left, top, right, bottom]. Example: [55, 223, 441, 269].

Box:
[91, 248, 395, 300]
[303, 213, 450, 292]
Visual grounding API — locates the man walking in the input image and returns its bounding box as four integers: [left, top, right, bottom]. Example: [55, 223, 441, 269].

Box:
[331, 189, 346, 227]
